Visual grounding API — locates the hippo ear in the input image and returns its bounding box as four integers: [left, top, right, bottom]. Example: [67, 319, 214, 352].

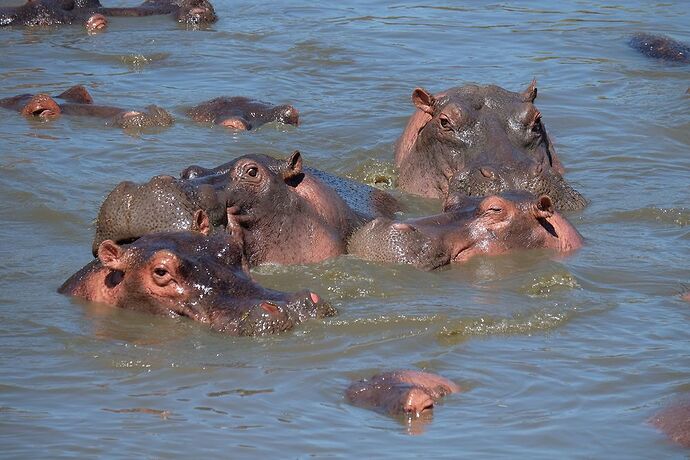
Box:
[97, 240, 127, 271]
[523, 79, 538, 103]
[192, 209, 211, 235]
[57, 85, 93, 104]
[532, 195, 554, 219]
[412, 88, 436, 115]
[283, 150, 303, 181]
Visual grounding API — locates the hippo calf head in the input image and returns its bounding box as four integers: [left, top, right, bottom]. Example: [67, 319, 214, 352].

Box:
[62, 232, 336, 336]
[176, 0, 217, 25]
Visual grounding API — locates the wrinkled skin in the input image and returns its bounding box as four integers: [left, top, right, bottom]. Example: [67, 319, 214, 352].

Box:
[650, 401, 690, 448]
[0, 85, 173, 129]
[60, 231, 336, 336]
[348, 192, 583, 270]
[0, 0, 215, 31]
[346, 370, 460, 417]
[629, 33, 690, 64]
[94, 151, 398, 266]
[394, 82, 586, 211]
[187, 97, 299, 131]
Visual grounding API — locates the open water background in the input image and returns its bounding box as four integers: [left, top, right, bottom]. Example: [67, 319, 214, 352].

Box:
[0, 0, 689, 457]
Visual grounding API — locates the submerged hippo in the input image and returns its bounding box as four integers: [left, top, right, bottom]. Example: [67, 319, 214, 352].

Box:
[187, 97, 300, 131]
[394, 82, 586, 211]
[0, 85, 173, 129]
[0, 0, 215, 31]
[346, 370, 460, 417]
[94, 151, 399, 266]
[650, 401, 690, 448]
[629, 33, 690, 64]
[60, 230, 336, 336]
[347, 192, 583, 270]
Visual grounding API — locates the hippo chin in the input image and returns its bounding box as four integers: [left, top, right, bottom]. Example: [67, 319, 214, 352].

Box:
[346, 370, 460, 417]
[60, 231, 336, 336]
[650, 401, 690, 448]
[394, 81, 585, 211]
[0, 0, 215, 31]
[0, 85, 173, 129]
[347, 192, 583, 270]
[187, 97, 300, 131]
[94, 150, 399, 266]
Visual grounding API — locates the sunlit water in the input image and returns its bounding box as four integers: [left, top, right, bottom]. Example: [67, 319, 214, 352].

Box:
[1, 1, 689, 457]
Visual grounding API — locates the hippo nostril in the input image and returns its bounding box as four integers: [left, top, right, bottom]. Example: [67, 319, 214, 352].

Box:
[480, 167, 496, 179]
[309, 292, 320, 304]
[260, 301, 281, 316]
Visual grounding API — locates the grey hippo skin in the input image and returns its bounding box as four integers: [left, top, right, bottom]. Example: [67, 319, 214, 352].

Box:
[347, 192, 583, 271]
[0, 85, 173, 129]
[346, 370, 460, 417]
[650, 401, 690, 448]
[187, 97, 300, 131]
[60, 230, 336, 336]
[629, 33, 690, 64]
[94, 151, 400, 266]
[394, 81, 586, 211]
[0, 0, 216, 31]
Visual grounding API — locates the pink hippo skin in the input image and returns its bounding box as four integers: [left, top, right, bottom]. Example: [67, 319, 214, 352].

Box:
[59, 225, 336, 336]
[346, 370, 460, 417]
[650, 401, 690, 448]
[187, 97, 300, 131]
[347, 192, 583, 270]
[393, 81, 586, 211]
[0, 85, 173, 129]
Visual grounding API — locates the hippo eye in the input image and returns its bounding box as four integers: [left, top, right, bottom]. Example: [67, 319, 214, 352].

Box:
[153, 267, 168, 277]
[246, 166, 258, 177]
[439, 114, 453, 131]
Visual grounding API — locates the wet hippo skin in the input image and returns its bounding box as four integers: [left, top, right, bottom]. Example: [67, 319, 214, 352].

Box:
[187, 97, 300, 131]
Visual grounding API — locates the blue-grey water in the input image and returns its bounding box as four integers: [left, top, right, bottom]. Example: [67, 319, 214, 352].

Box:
[1, 1, 689, 457]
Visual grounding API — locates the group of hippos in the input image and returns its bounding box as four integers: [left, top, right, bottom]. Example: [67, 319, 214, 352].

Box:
[3, 0, 689, 442]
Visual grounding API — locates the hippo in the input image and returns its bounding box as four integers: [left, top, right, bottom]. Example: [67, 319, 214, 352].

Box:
[347, 192, 583, 270]
[60, 228, 336, 336]
[0, 0, 215, 31]
[187, 97, 300, 131]
[0, 85, 173, 129]
[346, 370, 460, 417]
[394, 82, 586, 211]
[94, 151, 398, 266]
[629, 33, 690, 64]
[650, 401, 690, 448]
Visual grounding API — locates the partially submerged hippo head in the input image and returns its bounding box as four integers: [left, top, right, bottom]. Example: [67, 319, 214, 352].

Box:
[186, 97, 299, 131]
[62, 231, 336, 336]
[0, 85, 174, 129]
[175, 0, 217, 24]
[0, 0, 107, 31]
[346, 370, 460, 417]
[348, 192, 583, 270]
[394, 82, 585, 211]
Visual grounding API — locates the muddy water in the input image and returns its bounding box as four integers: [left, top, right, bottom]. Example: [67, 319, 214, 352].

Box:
[1, 0, 689, 457]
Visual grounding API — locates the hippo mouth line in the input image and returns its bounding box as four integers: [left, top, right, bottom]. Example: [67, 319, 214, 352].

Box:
[32, 108, 56, 118]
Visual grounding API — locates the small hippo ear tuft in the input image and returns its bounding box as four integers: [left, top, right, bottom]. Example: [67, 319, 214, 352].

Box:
[193, 209, 211, 235]
[534, 195, 554, 218]
[412, 88, 436, 115]
[523, 79, 538, 103]
[98, 240, 126, 271]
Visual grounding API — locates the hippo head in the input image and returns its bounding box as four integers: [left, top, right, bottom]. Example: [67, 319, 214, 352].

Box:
[448, 159, 587, 211]
[63, 232, 335, 336]
[19, 94, 62, 119]
[394, 82, 586, 209]
[176, 0, 217, 25]
[113, 105, 174, 129]
[442, 192, 583, 261]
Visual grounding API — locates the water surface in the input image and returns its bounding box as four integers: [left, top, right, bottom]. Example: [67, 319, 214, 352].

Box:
[1, 0, 689, 457]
